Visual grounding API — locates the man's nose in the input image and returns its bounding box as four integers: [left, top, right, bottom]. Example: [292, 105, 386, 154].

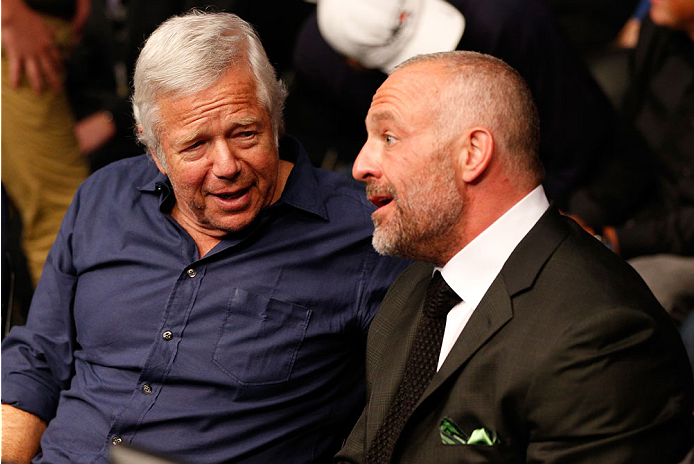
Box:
[211, 140, 242, 179]
[352, 139, 380, 182]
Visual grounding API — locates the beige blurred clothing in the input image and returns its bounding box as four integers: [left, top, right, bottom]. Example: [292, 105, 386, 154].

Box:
[2, 16, 88, 286]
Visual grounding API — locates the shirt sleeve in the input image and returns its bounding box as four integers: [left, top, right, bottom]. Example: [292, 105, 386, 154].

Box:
[1, 192, 82, 423]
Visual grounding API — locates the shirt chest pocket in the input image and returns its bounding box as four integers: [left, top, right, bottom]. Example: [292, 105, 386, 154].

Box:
[213, 288, 312, 385]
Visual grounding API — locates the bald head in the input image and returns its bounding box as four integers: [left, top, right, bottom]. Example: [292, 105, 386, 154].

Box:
[394, 51, 544, 188]
[354, 51, 546, 263]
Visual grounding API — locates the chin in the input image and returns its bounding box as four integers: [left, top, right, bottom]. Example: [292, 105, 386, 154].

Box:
[372, 228, 412, 259]
[207, 215, 256, 234]
[213, 205, 265, 231]
[372, 225, 396, 254]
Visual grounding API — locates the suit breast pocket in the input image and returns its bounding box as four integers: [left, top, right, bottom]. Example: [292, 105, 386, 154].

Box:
[434, 441, 522, 463]
[213, 288, 312, 386]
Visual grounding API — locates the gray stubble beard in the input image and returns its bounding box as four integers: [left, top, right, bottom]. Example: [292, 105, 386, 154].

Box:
[370, 156, 464, 262]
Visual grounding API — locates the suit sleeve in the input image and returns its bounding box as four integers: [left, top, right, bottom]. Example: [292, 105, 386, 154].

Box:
[524, 304, 693, 463]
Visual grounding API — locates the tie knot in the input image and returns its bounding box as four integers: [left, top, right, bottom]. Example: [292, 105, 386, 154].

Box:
[423, 271, 461, 319]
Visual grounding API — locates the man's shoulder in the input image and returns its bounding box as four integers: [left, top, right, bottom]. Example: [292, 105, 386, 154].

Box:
[522, 215, 665, 321]
[280, 135, 376, 220]
[81, 154, 159, 191]
[500, 211, 661, 319]
[69, 155, 159, 214]
[87, 154, 157, 182]
[297, 163, 377, 226]
[314, 168, 372, 206]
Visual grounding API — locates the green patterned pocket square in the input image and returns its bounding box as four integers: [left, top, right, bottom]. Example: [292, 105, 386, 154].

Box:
[439, 417, 499, 446]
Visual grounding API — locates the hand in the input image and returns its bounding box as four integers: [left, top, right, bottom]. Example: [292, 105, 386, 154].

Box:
[615, 18, 642, 49]
[75, 111, 117, 156]
[1, 0, 63, 94]
[71, 0, 91, 41]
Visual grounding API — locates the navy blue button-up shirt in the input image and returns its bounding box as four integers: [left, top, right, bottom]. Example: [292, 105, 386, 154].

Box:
[1, 136, 409, 463]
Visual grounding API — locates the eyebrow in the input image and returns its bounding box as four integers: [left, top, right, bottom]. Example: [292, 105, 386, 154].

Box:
[173, 116, 262, 147]
[368, 111, 396, 125]
[234, 116, 262, 127]
[173, 131, 202, 148]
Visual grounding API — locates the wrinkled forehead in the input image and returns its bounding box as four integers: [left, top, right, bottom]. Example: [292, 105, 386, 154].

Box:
[367, 63, 445, 126]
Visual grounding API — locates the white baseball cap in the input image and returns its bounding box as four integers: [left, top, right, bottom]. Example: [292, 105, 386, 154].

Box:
[317, 0, 465, 73]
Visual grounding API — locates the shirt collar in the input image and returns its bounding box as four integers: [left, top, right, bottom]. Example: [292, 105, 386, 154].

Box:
[273, 135, 329, 220]
[136, 135, 329, 221]
[439, 185, 549, 309]
[135, 157, 173, 212]
[136, 157, 168, 193]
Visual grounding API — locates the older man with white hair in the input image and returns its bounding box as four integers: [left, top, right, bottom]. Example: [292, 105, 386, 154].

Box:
[1, 10, 408, 463]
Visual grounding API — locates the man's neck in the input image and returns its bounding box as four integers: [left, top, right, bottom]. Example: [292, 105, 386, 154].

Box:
[435, 184, 543, 267]
[169, 207, 224, 258]
[173, 160, 294, 259]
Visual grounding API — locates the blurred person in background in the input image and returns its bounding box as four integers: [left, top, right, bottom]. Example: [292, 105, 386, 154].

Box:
[2, 0, 91, 288]
[567, 0, 693, 323]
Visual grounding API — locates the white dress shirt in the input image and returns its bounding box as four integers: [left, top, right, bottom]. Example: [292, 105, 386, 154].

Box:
[436, 185, 550, 370]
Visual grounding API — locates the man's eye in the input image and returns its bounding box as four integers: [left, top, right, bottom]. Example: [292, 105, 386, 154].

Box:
[238, 131, 256, 138]
[385, 135, 395, 145]
[186, 141, 204, 151]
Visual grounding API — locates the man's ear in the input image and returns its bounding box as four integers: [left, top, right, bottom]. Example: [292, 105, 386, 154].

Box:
[459, 127, 493, 183]
[138, 125, 167, 175]
[149, 148, 167, 175]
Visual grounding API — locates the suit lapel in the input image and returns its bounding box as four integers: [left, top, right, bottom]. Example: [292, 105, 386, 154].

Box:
[363, 209, 571, 441]
[416, 208, 570, 406]
[365, 262, 433, 440]
[423, 275, 513, 400]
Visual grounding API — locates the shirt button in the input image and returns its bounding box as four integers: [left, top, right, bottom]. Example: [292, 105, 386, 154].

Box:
[112, 436, 123, 446]
[186, 268, 197, 278]
[162, 330, 173, 341]
[142, 383, 153, 394]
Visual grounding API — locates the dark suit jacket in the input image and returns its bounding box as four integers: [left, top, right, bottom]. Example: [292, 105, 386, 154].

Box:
[336, 208, 694, 463]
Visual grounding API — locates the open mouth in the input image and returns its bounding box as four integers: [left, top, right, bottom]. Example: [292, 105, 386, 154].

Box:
[212, 187, 249, 200]
[366, 183, 396, 209]
[370, 195, 394, 208]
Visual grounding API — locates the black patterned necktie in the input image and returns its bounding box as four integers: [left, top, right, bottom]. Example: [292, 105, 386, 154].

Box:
[366, 271, 462, 464]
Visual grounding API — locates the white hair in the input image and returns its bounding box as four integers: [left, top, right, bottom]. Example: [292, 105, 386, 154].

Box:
[132, 10, 287, 165]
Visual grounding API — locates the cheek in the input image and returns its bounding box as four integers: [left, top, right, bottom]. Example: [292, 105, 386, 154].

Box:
[392, 182, 415, 214]
[168, 166, 207, 198]
[247, 153, 279, 188]
[254, 163, 275, 187]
